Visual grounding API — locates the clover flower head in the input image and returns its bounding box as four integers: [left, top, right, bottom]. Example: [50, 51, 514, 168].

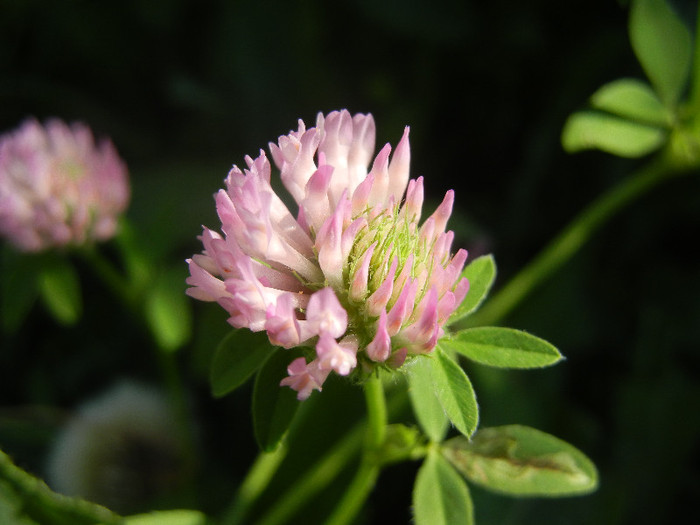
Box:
[0, 118, 130, 252]
[187, 110, 469, 400]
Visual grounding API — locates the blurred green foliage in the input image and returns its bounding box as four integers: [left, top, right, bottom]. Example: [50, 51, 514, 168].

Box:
[1, 0, 699, 523]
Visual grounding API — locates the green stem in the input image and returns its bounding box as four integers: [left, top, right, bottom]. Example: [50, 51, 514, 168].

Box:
[325, 461, 380, 525]
[324, 375, 387, 525]
[362, 374, 387, 450]
[78, 243, 136, 311]
[222, 442, 288, 525]
[254, 385, 405, 525]
[0, 449, 120, 525]
[256, 424, 365, 525]
[464, 158, 675, 327]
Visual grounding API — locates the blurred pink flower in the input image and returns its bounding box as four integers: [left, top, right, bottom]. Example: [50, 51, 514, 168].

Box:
[0, 118, 130, 252]
[187, 110, 469, 400]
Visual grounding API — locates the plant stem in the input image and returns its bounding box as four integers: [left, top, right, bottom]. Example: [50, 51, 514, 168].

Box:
[363, 373, 388, 450]
[255, 424, 365, 525]
[463, 158, 676, 327]
[325, 460, 380, 525]
[323, 375, 387, 525]
[0, 449, 120, 525]
[253, 385, 405, 525]
[78, 243, 136, 310]
[222, 442, 288, 525]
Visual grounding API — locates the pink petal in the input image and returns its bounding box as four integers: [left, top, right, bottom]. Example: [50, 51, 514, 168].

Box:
[386, 278, 418, 336]
[367, 257, 398, 317]
[350, 242, 376, 302]
[280, 357, 328, 400]
[387, 126, 411, 201]
[401, 176, 424, 223]
[316, 193, 350, 288]
[316, 333, 358, 376]
[305, 287, 348, 338]
[265, 294, 302, 348]
[367, 311, 392, 362]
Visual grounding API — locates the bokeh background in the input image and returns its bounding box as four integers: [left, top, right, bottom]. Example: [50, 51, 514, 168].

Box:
[1, 0, 699, 523]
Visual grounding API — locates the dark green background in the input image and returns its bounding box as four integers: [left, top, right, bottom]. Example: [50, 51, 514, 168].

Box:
[1, 0, 699, 523]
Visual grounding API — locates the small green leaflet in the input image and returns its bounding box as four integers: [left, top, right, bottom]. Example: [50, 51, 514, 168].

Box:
[407, 358, 449, 443]
[589, 78, 672, 128]
[37, 256, 82, 325]
[145, 267, 192, 353]
[441, 327, 562, 369]
[442, 425, 598, 497]
[630, 0, 691, 108]
[210, 329, 277, 397]
[562, 110, 667, 158]
[447, 254, 496, 326]
[427, 347, 479, 438]
[413, 448, 474, 525]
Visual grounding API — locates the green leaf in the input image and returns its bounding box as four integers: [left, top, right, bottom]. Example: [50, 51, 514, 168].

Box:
[562, 110, 667, 158]
[122, 510, 206, 525]
[253, 349, 300, 452]
[442, 327, 563, 369]
[114, 218, 153, 289]
[630, 0, 692, 107]
[442, 425, 599, 497]
[427, 347, 479, 438]
[210, 329, 277, 397]
[590, 78, 672, 127]
[447, 254, 496, 326]
[407, 358, 449, 442]
[0, 247, 39, 333]
[413, 449, 474, 525]
[144, 267, 193, 352]
[37, 256, 82, 325]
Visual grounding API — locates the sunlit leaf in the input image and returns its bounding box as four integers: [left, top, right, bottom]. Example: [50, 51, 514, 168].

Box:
[442, 425, 598, 496]
[590, 78, 671, 127]
[441, 327, 562, 369]
[447, 254, 496, 326]
[37, 256, 82, 325]
[253, 349, 300, 452]
[145, 267, 192, 352]
[413, 449, 474, 525]
[407, 358, 449, 442]
[122, 510, 206, 525]
[210, 329, 277, 397]
[562, 110, 667, 157]
[428, 347, 479, 438]
[630, 0, 692, 107]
